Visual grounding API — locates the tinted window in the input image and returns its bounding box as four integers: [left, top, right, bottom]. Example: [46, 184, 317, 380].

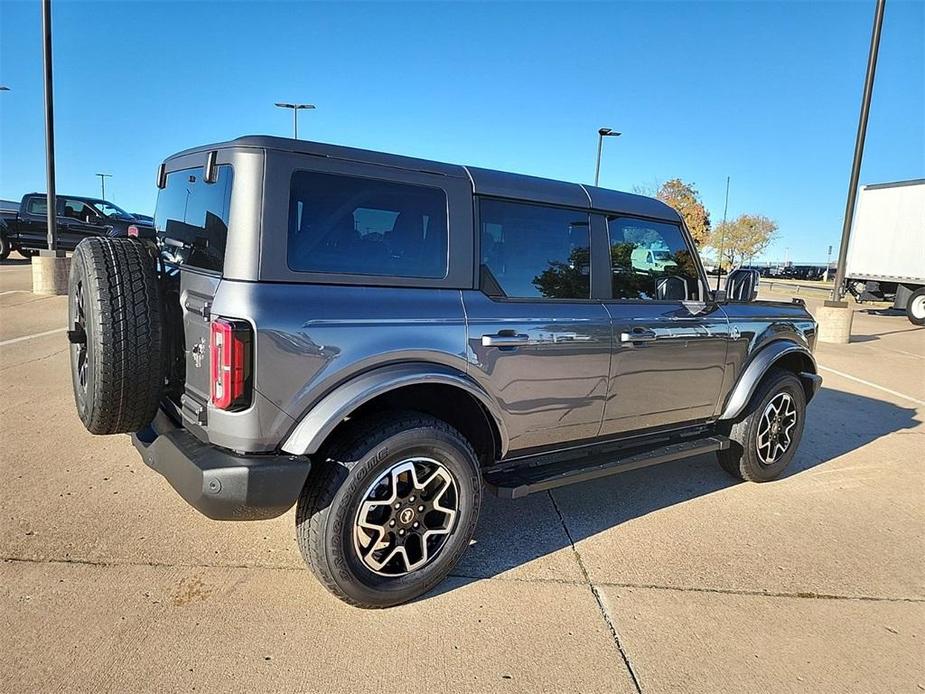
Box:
[62, 199, 100, 223]
[154, 165, 233, 272]
[288, 171, 448, 278]
[26, 197, 47, 216]
[607, 217, 701, 301]
[480, 199, 590, 299]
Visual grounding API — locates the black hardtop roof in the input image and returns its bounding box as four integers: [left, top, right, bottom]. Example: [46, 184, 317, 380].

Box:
[167, 135, 681, 222]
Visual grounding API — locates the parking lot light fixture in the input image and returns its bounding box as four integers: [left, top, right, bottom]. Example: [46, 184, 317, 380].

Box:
[274, 102, 316, 140]
[594, 128, 622, 187]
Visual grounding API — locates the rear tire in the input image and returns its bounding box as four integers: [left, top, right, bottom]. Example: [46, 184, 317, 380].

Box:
[906, 287, 925, 326]
[68, 237, 164, 434]
[18, 248, 36, 259]
[0, 233, 9, 260]
[717, 368, 806, 482]
[295, 412, 481, 608]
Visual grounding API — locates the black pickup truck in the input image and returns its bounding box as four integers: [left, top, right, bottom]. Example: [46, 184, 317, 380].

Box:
[0, 193, 153, 259]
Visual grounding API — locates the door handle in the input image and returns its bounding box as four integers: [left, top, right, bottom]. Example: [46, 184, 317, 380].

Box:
[620, 328, 658, 343]
[482, 333, 530, 347]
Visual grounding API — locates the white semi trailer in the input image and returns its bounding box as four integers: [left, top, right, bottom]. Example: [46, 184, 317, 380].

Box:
[845, 179, 925, 325]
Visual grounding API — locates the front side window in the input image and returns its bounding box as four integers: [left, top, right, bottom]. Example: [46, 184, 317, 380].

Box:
[608, 217, 701, 301]
[480, 199, 590, 300]
[154, 165, 233, 272]
[62, 199, 100, 223]
[287, 171, 448, 278]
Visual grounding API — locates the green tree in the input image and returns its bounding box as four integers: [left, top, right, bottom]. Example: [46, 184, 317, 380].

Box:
[713, 214, 778, 267]
[655, 179, 711, 247]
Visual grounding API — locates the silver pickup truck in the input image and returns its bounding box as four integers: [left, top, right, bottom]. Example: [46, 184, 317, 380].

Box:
[67, 136, 820, 607]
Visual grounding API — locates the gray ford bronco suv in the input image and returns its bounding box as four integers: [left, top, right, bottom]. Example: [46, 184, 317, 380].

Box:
[67, 136, 820, 607]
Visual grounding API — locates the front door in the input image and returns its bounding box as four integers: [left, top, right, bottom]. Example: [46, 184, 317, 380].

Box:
[601, 215, 729, 435]
[464, 198, 612, 453]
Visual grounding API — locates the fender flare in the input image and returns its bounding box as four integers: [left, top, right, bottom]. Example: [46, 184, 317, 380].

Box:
[280, 362, 509, 457]
[719, 341, 818, 421]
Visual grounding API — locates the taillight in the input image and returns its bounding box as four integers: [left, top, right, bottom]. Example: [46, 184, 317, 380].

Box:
[210, 318, 252, 411]
[127, 224, 140, 238]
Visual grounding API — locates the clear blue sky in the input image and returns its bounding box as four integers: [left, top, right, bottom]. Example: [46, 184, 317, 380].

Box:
[1, 1, 923, 263]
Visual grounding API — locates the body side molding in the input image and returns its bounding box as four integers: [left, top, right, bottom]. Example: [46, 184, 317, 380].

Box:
[280, 362, 509, 457]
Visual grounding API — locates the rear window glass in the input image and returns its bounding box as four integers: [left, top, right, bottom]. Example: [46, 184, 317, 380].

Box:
[155, 165, 233, 272]
[26, 197, 47, 215]
[287, 171, 448, 278]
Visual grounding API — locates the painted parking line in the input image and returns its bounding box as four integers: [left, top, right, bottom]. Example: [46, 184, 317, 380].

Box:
[818, 365, 925, 406]
[0, 290, 29, 296]
[0, 327, 67, 347]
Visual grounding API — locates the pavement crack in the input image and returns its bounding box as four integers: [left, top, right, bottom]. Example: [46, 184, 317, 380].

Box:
[547, 491, 644, 694]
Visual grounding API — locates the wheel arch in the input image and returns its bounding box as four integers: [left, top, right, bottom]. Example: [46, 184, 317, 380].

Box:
[719, 340, 820, 421]
[280, 362, 508, 463]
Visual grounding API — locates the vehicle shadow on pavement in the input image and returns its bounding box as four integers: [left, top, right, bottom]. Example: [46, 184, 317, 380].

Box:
[445, 386, 919, 588]
[0, 257, 31, 266]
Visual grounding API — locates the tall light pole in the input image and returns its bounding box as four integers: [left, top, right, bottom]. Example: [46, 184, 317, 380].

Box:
[831, 0, 886, 302]
[274, 102, 315, 139]
[594, 128, 621, 187]
[715, 176, 731, 290]
[41, 0, 57, 252]
[96, 173, 111, 200]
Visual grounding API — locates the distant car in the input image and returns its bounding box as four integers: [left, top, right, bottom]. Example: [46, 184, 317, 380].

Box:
[0, 193, 154, 259]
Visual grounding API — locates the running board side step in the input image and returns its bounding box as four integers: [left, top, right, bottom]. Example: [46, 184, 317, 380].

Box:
[484, 435, 730, 499]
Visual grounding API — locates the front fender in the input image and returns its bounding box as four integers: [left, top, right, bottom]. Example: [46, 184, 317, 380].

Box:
[719, 341, 818, 421]
[280, 362, 509, 457]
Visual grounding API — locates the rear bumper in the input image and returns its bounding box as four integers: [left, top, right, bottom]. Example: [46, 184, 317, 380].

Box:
[131, 410, 311, 521]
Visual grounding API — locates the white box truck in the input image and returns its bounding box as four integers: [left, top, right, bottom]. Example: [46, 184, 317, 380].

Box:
[845, 179, 925, 325]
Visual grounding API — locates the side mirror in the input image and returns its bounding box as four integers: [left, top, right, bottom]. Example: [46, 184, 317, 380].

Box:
[725, 268, 760, 302]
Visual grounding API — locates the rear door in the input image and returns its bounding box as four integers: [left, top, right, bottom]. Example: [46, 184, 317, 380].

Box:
[465, 198, 612, 453]
[601, 215, 729, 435]
[154, 163, 234, 427]
[17, 195, 50, 247]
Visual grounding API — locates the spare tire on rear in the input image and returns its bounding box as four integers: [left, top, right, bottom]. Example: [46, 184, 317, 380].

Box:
[68, 237, 164, 434]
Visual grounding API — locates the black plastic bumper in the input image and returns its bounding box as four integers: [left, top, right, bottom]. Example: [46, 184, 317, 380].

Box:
[131, 413, 311, 521]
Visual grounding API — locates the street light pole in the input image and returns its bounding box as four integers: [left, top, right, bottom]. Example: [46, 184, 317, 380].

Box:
[96, 173, 111, 201]
[831, 0, 886, 302]
[715, 176, 731, 290]
[594, 128, 621, 187]
[41, 0, 57, 251]
[274, 102, 316, 139]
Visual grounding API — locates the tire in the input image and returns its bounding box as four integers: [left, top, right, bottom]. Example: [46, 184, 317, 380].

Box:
[68, 237, 163, 435]
[0, 233, 9, 260]
[906, 287, 925, 326]
[717, 367, 806, 482]
[296, 412, 482, 608]
[18, 248, 36, 259]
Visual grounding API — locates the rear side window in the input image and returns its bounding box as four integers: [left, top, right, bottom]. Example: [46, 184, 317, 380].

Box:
[154, 165, 233, 272]
[26, 197, 47, 216]
[480, 199, 590, 300]
[607, 217, 701, 301]
[288, 171, 448, 278]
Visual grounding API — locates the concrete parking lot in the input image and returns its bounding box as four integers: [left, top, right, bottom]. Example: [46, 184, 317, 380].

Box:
[2, 259, 923, 693]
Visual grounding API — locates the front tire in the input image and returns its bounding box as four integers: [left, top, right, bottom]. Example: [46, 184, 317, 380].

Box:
[717, 368, 806, 482]
[296, 412, 481, 608]
[906, 287, 925, 326]
[18, 248, 36, 259]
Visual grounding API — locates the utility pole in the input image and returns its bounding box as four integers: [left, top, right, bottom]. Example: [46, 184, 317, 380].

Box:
[594, 128, 621, 187]
[831, 0, 886, 302]
[41, 0, 57, 252]
[274, 102, 316, 139]
[96, 173, 111, 201]
[715, 176, 731, 290]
